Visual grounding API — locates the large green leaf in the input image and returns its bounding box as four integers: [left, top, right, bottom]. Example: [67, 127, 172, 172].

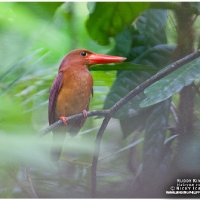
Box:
[103, 45, 175, 118]
[109, 25, 133, 57]
[107, 45, 174, 139]
[136, 9, 168, 46]
[140, 56, 200, 107]
[86, 2, 150, 45]
[103, 9, 172, 138]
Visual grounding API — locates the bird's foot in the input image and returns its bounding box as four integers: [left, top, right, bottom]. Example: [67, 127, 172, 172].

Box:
[82, 110, 88, 118]
[59, 116, 67, 125]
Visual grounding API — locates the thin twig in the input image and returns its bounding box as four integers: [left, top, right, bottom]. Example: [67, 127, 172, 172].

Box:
[7, 166, 34, 198]
[25, 167, 38, 198]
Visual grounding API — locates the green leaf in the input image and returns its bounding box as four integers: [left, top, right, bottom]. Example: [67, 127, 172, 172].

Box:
[86, 2, 150, 45]
[119, 108, 153, 139]
[89, 62, 156, 72]
[22, 2, 63, 20]
[103, 45, 175, 118]
[136, 9, 168, 45]
[140, 56, 200, 107]
[103, 9, 172, 138]
[103, 44, 174, 138]
[0, 95, 31, 134]
[0, 48, 44, 83]
[98, 138, 144, 162]
[0, 52, 49, 96]
[109, 25, 134, 57]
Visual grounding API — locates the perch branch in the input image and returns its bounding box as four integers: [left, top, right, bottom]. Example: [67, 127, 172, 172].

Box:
[39, 110, 108, 137]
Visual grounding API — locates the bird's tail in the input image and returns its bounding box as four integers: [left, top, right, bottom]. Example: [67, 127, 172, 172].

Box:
[51, 129, 66, 162]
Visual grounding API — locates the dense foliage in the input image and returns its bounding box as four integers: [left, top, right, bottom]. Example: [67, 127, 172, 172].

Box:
[0, 2, 200, 198]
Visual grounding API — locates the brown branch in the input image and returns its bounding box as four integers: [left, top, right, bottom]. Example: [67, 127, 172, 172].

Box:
[91, 115, 111, 197]
[40, 50, 200, 197]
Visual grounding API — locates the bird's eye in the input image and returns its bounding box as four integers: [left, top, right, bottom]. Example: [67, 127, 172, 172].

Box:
[81, 51, 87, 56]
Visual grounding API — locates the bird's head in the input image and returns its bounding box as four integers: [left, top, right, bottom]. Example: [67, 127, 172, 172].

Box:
[58, 49, 126, 72]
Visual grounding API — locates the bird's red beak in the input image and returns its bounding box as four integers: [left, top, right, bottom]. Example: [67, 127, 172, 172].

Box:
[88, 53, 126, 65]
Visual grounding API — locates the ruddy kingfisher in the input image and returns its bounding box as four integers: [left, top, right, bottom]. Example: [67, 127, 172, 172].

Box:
[48, 49, 126, 161]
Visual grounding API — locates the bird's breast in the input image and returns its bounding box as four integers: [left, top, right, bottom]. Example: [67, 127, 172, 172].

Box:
[55, 69, 93, 119]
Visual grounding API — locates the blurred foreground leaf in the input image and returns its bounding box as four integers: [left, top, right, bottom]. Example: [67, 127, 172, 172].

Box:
[0, 95, 32, 134]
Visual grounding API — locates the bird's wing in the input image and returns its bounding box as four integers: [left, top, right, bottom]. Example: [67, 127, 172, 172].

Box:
[48, 72, 63, 125]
